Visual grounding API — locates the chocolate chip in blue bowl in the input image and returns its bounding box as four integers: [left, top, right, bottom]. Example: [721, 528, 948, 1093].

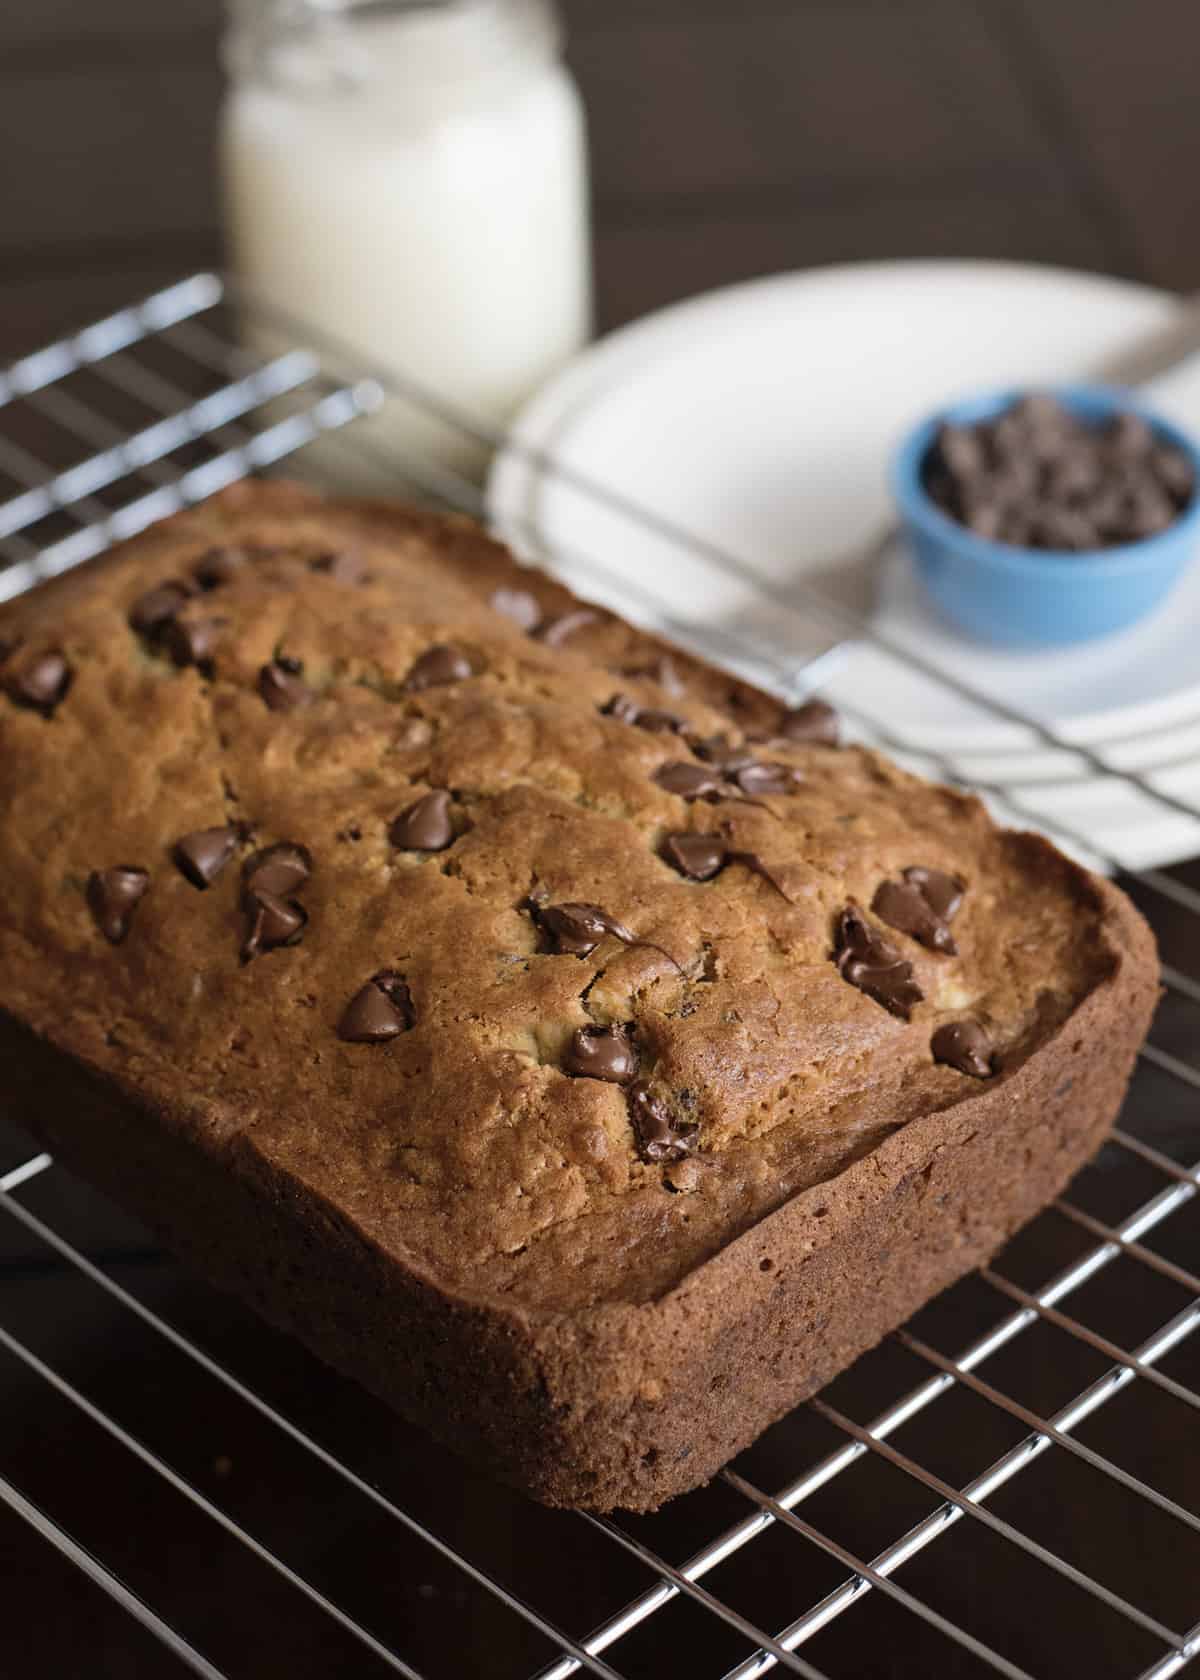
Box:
[897, 385, 1200, 646]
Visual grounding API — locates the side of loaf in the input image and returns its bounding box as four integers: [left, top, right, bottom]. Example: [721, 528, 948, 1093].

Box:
[0, 482, 1158, 1510]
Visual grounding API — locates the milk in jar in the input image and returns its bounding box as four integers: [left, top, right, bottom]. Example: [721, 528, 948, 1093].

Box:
[221, 0, 591, 477]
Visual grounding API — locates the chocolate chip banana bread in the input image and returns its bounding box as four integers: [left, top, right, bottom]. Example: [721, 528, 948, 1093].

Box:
[0, 482, 1158, 1510]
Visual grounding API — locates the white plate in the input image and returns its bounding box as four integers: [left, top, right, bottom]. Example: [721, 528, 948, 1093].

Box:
[488, 260, 1200, 868]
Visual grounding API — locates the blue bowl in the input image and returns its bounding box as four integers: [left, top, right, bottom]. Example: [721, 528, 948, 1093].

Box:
[891, 384, 1200, 648]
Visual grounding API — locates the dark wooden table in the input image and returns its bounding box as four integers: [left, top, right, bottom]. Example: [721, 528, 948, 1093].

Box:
[3, 4, 1200, 1678]
[3, 0, 1200, 353]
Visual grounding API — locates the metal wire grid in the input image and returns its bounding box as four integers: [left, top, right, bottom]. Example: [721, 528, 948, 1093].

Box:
[0, 275, 1198, 1680]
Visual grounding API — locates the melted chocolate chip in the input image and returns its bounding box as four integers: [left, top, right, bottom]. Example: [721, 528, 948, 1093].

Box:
[258, 660, 313, 711]
[129, 581, 193, 634]
[243, 842, 312, 899]
[534, 609, 597, 648]
[873, 867, 965, 955]
[602, 694, 684, 732]
[490, 587, 543, 631]
[174, 826, 238, 889]
[653, 762, 724, 801]
[662, 832, 727, 881]
[338, 970, 414, 1042]
[932, 1018, 994, 1078]
[389, 789, 454, 852]
[311, 548, 369, 584]
[5, 652, 71, 715]
[662, 834, 789, 899]
[834, 905, 923, 1020]
[872, 880, 954, 955]
[903, 866, 965, 922]
[779, 699, 840, 746]
[730, 761, 801, 797]
[192, 546, 249, 590]
[628, 1081, 698, 1163]
[534, 901, 636, 957]
[404, 644, 474, 690]
[163, 617, 222, 669]
[530, 894, 682, 973]
[87, 866, 149, 944]
[563, 1025, 638, 1084]
[241, 890, 307, 961]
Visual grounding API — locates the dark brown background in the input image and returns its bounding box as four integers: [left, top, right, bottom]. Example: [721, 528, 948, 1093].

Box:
[3, 0, 1199, 354]
[3, 4, 1200, 1679]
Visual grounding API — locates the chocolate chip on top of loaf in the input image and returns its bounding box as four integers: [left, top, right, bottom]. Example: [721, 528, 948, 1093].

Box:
[0, 484, 1158, 1512]
[1, 647, 72, 714]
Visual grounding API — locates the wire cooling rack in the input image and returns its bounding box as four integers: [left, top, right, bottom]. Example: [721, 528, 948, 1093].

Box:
[1, 274, 1200, 1680]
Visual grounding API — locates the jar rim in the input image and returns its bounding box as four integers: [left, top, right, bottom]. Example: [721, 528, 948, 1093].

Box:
[224, 0, 563, 91]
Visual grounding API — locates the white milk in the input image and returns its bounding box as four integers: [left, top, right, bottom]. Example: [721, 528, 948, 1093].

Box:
[221, 0, 590, 480]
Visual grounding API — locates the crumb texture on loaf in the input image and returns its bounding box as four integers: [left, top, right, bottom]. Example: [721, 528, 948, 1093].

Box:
[0, 484, 1123, 1314]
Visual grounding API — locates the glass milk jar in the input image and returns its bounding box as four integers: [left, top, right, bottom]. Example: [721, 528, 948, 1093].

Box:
[221, 0, 591, 477]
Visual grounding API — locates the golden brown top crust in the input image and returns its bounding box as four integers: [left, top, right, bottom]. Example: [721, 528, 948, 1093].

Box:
[0, 484, 1119, 1311]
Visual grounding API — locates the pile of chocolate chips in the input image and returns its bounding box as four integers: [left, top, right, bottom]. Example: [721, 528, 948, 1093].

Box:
[923, 394, 1194, 551]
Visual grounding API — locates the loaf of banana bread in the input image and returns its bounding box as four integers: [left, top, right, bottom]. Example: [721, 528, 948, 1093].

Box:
[0, 481, 1158, 1510]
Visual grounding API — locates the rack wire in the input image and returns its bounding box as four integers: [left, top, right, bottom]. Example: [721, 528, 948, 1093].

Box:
[0, 274, 1199, 1679]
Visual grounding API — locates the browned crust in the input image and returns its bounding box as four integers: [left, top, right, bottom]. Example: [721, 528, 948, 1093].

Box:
[0, 863, 1155, 1510]
[0, 486, 1160, 1510]
[533, 873, 1158, 1507]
